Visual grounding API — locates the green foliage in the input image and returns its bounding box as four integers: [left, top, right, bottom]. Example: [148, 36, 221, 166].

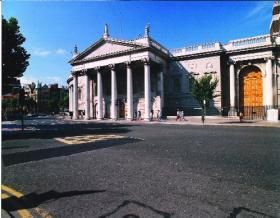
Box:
[2, 16, 30, 89]
[191, 74, 219, 123]
[28, 82, 36, 94]
[48, 100, 59, 113]
[59, 95, 69, 110]
[25, 96, 37, 113]
[2, 98, 18, 110]
[191, 74, 219, 108]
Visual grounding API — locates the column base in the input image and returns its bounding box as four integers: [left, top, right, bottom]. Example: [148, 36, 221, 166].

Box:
[228, 107, 237, 116]
[126, 117, 133, 121]
[144, 118, 151, 121]
[111, 118, 117, 121]
[97, 118, 103, 120]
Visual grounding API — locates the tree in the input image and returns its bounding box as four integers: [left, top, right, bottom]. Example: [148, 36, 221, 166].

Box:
[2, 16, 30, 94]
[48, 100, 59, 114]
[25, 96, 37, 114]
[191, 74, 219, 123]
[59, 95, 69, 112]
[28, 82, 36, 94]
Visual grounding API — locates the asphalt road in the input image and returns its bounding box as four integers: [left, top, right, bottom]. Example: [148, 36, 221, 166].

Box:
[2, 119, 280, 218]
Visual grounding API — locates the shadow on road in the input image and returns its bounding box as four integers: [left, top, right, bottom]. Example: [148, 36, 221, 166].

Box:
[2, 122, 135, 141]
[2, 137, 142, 166]
[2, 145, 30, 150]
[228, 207, 277, 218]
[2, 189, 106, 212]
[99, 200, 173, 218]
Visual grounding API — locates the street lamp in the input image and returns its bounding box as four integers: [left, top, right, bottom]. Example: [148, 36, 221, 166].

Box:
[202, 99, 206, 124]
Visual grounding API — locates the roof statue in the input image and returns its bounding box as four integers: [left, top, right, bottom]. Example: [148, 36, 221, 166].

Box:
[144, 24, 150, 38]
[72, 45, 78, 58]
[271, 0, 280, 36]
[103, 23, 109, 39]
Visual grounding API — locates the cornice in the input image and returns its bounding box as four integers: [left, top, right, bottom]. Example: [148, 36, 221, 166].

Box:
[71, 47, 148, 66]
[225, 44, 275, 55]
[170, 49, 224, 61]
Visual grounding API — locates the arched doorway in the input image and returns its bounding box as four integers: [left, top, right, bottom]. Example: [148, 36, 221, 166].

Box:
[239, 66, 264, 119]
[119, 101, 125, 118]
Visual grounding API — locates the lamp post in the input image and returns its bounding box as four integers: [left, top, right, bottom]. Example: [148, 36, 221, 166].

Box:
[202, 99, 206, 124]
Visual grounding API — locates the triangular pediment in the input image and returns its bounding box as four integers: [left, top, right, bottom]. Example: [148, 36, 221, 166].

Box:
[84, 41, 137, 59]
[71, 38, 145, 63]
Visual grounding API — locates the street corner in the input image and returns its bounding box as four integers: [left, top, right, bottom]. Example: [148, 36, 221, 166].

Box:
[2, 185, 53, 218]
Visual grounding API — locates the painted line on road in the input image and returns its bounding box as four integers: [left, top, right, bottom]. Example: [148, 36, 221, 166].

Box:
[127, 136, 145, 141]
[2, 193, 9, 199]
[55, 134, 127, 145]
[2, 185, 53, 218]
[2, 192, 33, 218]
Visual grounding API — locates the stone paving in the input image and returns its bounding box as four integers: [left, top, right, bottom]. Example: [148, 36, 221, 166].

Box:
[67, 116, 280, 128]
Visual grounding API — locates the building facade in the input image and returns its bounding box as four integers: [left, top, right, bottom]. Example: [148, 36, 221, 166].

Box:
[68, 2, 280, 120]
[23, 82, 68, 113]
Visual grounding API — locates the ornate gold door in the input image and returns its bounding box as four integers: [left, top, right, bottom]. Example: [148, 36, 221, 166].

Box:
[240, 69, 263, 118]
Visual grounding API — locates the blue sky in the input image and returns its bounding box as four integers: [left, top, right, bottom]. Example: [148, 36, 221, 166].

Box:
[3, 1, 273, 87]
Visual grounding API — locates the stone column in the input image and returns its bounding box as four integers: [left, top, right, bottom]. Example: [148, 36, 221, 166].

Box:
[110, 65, 117, 120]
[85, 72, 90, 120]
[126, 63, 133, 120]
[230, 64, 235, 108]
[90, 80, 94, 118]
[73, 73, 78, 120]
[266, 58, 273, 107]
[68, 86, 72, 112]
[159, 67, 164, 110]
[97, 68, 103, 120]
[229, 63, 236, 115]
[144, 60, 151, 121]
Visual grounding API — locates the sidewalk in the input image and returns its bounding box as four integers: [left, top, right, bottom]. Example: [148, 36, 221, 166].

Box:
[67, 116, 280, 128]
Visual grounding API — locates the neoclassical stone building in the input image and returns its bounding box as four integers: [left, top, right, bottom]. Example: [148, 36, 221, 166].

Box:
[68, 2, 280, 120]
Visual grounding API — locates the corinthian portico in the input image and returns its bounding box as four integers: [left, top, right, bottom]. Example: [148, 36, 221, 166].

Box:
[68, 24, 168, 121]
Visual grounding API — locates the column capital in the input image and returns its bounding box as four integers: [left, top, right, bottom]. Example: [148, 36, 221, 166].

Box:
[125, 61, 132, 67]
[227, 60, 236, 66]
[94, 66, 101, 71]
[71, 70, 78, 76]
[109, 64, 115, 70]
[81, 68, 87, 76]
[142, 58, 151, 65]
[264, 56, 274, 61]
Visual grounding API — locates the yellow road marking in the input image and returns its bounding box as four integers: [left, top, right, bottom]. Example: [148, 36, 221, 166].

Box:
[2, 185, 23, 198]
[17, 208, 33, 218]
[2, 186, 33, 218]
[2, 185, 53, 218]
[55, 134, 126, 144]
[2, 193, 9, 199]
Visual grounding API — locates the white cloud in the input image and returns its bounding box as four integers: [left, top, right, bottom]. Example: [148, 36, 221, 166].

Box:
[55, 49, 67, 55]
[32, 48, 51, 57]
[245, 1, 272, 20]
[47, 76, 61, 83]
[20, 76, 38, 85]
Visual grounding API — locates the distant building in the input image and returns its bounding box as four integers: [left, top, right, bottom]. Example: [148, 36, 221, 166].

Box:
[23, 82, 68, 113]
[68, 2, 280, 120]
